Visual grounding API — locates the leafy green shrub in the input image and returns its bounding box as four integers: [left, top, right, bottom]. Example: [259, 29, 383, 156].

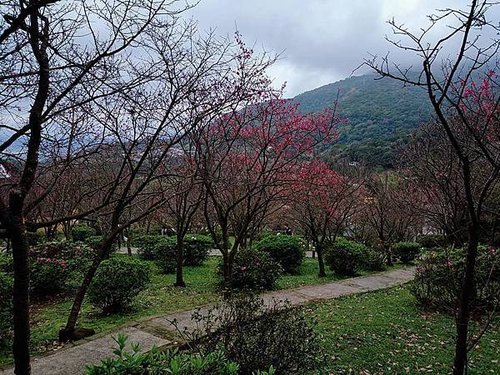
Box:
[393, 241, 421, 263]
[416, 234, 448, 249]
[183, 234, 213, 266]
[222, 248, 282, 291]
[85, 236, 104, 250]
[191, 294, 324, 374]
[363, 248, 386, 271]
[30, 257, 70, 297]
[255, 235, 305, 274]
[86, 334, 239, 375]
[71, 224, 97, 242]
[32, 240, 96, 277]
[411, 246, 499, 313]
[0, 272, 13, 349]
[325, 237, 366, 276]
[88, 257, 151, 313]
[0, 252, 13, 273]
[134, 235, 178, 273]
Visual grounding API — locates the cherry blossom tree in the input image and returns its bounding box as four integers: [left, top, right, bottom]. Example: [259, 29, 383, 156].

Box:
[196, 79, 341, 285]
[289, 160, 363, 277]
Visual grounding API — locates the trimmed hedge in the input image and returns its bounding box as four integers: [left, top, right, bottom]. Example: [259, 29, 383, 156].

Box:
[255, 235, 305, 274]
[71, 224, 97, 242]
[30, 257, 70, 297]
[325, 238, 367, 276]
[183, 234, 213, 266]
[222, 248, 282, 291]
[88, 257, 151, 312]
[393, 241, 421, 263]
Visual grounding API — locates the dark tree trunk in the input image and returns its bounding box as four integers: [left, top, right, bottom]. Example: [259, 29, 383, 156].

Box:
[222, 251, 233, 287]
[452, 228, 479, 375]
[62, 237, 115, 338]
[174, 237, 185, 287]
[9, 219, 31, 375]
[316, 243, 326, 277]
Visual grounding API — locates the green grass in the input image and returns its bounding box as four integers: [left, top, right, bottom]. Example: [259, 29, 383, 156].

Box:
[307, 286, 500, 374]
[0, 255, 399, 366]
[0, 255, 345, 365]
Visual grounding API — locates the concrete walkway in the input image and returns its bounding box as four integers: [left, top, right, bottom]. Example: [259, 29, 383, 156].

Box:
[0, 267, 414, 375]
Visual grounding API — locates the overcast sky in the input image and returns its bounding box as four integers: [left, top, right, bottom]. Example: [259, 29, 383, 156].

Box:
[187, 0, 498, 97]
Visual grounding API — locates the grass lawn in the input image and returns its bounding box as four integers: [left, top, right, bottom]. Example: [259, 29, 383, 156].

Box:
[307, 286, 500, 374]
[2, 254, 369, 366]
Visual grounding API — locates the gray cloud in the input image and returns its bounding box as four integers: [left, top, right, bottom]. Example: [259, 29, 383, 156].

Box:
[187, 0, 499, 97]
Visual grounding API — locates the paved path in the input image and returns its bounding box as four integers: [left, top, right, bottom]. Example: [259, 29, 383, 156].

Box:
[0, 267, 414, 375]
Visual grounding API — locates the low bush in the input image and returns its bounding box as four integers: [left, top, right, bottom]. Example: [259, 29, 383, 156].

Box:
[416, 234, 448, 249]
[88, 257, 151, 313]
[363, 248, 386, 271]
[255, 235, 305, 274]
[84, 236, 104, 251]
[222, 248, 282, 291]
[183, 234, 213, 266]
[30, 257, 70, 297]
[86, 333, 239, 375]
[32, 240, 96, 277]
[190, 294, 324, 374]
[71, 224, 97, 242]
[325, 237, 366, 276]
[0, 252, 13, 273]
[0, 272, 13, 349]
[393, 241, 421, 263]
[411, 246, 499, 313]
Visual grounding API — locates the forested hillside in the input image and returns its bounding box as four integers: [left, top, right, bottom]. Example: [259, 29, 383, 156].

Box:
[293, 74, 433, 168]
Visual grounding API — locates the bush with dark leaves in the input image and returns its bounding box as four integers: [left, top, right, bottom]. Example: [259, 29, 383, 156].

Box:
[393, 241, 421, 263]
[411, 246, 499, 314]
[255, 235, 305, 274]
[325, 237, 366, 276]
[189, 294, 324, 375]
[221, 248, 282, 291]
[88, 257, 151, 313]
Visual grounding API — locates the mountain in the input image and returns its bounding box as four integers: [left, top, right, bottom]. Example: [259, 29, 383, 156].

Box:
[293, 73, 433, 168]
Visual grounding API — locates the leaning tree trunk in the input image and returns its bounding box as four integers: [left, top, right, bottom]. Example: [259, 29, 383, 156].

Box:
[174, 237, 185, 287]
[8, 217, 31, 375]
[453, 227, 479, 375]
[61, 237, 116, 340]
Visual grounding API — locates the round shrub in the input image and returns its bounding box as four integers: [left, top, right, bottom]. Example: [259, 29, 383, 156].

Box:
[254, 235, 305, 274]
[30, 257, 70, 297]
[183, 234, 213, 266]
[393, 241, 421, 263]
[411, 246, 499, 313]
[85, 235, 105, 250]
[325, 237, 366, 276]
[71, 224, 97, 242]
[88, 257, 151, 313]
[416, 234, 448, 249]
[32, 240, 96, 277]
[134, 235, 177, 273]
[0, 272, 13, 349]
[155, 238, 177, 274]
[363, 248, 386, 271]
[222, 248, 282, 291]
